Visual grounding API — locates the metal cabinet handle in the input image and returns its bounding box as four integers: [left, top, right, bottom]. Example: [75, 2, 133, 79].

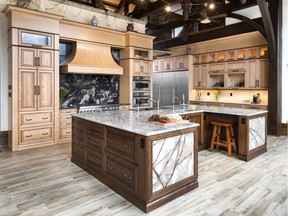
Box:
[140, 65, 144, 73]
[107, 138, 114, 142]
[42, 117, 48, 120]
[124, 173, 132, 180]
[25, 118, 32, 121]
[25, 135, 32, 138]
[66, 117, 71, 119]
[66, 131, 71, 134]
[66, 123, 71, 125]
[107, 164, 113, 170]
[124, 144, 133, 150]
[42, 132, 48, 135]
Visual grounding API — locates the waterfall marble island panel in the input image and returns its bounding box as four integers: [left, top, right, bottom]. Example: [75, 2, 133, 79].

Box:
[71, 106, 267, 212]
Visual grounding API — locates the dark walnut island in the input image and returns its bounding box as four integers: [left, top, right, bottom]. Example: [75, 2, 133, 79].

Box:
[71, 105, 267, 213]
[72, 110, 199, 213]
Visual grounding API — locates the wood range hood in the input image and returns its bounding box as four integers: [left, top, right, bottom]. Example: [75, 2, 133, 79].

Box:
[60, 41, 123, 75]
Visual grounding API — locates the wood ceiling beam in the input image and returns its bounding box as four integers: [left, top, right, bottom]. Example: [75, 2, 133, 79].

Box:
[153, 18, 263, 50]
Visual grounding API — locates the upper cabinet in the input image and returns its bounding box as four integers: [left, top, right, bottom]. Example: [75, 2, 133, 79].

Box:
[153, 55, 189, 72]
[193, 46, 268, 90]
[19, 30, 55, 49]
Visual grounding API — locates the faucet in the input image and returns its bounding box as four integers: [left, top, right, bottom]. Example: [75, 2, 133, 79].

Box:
[172, 96, 180, 112]
[148, 99, 160, 111]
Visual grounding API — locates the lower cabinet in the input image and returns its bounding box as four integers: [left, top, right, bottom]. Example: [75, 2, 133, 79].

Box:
[59, 108, 77, 143]
[71, 116, 199, 213]
[183, 112, 205, 151]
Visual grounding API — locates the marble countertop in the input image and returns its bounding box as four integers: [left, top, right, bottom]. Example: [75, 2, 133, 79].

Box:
[73, 110, 199, 136]
[73, 105, 267, 136]
[190, 100, 268, 106]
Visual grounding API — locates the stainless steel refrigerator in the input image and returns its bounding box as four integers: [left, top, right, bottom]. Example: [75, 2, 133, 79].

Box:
[152, 70, 189, 106]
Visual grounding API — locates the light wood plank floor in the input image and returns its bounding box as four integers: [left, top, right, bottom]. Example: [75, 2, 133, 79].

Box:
[0, 136, 287, 216]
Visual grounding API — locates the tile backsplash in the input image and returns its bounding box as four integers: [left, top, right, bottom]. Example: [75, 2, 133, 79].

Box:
[60, 74, 119, 108]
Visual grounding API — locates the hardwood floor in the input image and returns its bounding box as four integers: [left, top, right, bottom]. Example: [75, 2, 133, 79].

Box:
[0, 136, 287, 216]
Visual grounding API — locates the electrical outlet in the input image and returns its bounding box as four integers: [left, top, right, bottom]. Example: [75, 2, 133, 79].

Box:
[230, 93, 233, 96]
[207, 92, 210, 96]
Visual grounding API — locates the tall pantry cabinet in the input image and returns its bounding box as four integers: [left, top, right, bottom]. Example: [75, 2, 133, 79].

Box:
[5, 6, 62, 151]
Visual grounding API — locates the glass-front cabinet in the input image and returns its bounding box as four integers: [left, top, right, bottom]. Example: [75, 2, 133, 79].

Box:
[19, 30, 54, 49]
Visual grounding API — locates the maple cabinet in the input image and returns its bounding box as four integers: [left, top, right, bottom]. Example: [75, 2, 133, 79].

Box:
[59, 108, 77, 143]
[153, 55, 189, 72]
[133, 60, 151, 76]
[194, 46, 268, 89]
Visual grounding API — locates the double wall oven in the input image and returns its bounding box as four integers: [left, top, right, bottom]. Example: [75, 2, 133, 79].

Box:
[132, 76, 151, 108]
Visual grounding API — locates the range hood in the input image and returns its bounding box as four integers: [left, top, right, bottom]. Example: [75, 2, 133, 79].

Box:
[60, 41, 123, 75]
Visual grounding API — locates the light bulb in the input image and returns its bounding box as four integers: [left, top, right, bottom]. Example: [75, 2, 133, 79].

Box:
[165, 5, 171, 12]
[208, 3, 215, 9]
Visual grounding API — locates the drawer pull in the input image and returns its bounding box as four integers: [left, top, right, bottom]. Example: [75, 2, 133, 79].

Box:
[42, 132, 48, 135]
[107, 164, 113, 170]
[42, 117, 48, 120]
[107, 138, 114, 143]
[66, 131, 71, 134]
[66, 111, 72, 113]
[88, 140, 97, 145]
[25, 118, 32, 121]
[124, 144, 133, 150]
[25, 135, 32, 138]
[66, 123, 71, 125]
[66, 117, 71, 119]
[87, 130, 100, 135]
[124, 173, 132, 180]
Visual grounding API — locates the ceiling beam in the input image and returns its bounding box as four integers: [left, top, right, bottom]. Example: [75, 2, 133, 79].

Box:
[153, 18, 263, 50]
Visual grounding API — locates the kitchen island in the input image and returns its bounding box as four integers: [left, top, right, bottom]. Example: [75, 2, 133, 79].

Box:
[71, 105, 267, 212]
[72, 110, 199, 213]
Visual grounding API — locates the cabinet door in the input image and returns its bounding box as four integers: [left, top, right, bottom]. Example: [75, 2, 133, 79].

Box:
[142, 61, 151, 75]
[185, 113, 204, 150]
[133, 60, 142, 75]
[19, 47, 37, 69]
[193, 65, 200, 87]
[19, 70, 37, 111]
[247, 60, 258, 88]
[163, 58, 174, 71]
[38, 70, 54, 110]
[153, 59, 163, 72]
[38, 50, 54, 70]
[175, 56, 188, 70]
[258, 59, 268, 88]
[201, 64, 208, 88]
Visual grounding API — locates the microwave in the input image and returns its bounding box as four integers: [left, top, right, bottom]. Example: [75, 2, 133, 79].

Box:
[133, 76, 150, 91]
[133, 92, 151, 107]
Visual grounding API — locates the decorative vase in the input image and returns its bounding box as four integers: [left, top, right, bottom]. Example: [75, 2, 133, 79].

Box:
[91, 16, 98, 26]
[126, 23, 134, 31]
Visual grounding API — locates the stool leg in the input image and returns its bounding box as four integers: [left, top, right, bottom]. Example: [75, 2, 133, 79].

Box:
[226, 126, 232, 156]
[230, 126, 237, 153]
[210, 125, 217, 152]
[216, 126, 221, 149]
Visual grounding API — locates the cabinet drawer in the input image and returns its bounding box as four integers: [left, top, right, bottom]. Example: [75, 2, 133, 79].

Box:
[20, 127, 53, 144]
[106, 154, 138, 194]
[20, 112, 53, 127]
[106, 128, 137, 162]
[60, 127, 72, 139]
[86, 137, 102, 150]
[60, 108, 77, 115]
[85, 121, 105, 141]
[60, 120, 72, 127]
[86, 148, 103, 172]
[72, 143, 85, 161]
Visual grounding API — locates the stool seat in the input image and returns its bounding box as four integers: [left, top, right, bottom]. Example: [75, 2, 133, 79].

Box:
[210, 121, 237, 156]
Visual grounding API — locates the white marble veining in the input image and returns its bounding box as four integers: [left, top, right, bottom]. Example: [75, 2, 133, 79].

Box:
[249, 116, 266, 150]
[73, 105, 267, 136]
[152, 133, 195, 193]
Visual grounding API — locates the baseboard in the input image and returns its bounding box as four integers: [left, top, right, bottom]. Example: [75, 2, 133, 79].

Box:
[0, 131, 8, 147]
[282, 123, 288, 136]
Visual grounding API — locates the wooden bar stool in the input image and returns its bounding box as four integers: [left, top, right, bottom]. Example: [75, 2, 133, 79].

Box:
[210, 121, 237, 156]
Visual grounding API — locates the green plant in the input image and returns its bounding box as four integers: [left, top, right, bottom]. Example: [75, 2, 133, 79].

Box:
[59, 87, 68, 108]
[214, 90, 221, 101]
